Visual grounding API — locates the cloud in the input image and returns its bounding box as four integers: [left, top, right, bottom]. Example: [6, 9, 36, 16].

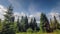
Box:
[48, 12, 59, 18]
[14, 12, 26, 17]
[0, 5, 7, 20]
[0, 5, 7, 14]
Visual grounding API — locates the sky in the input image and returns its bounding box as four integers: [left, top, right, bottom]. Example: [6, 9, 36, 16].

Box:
[0, 0, 60, 23]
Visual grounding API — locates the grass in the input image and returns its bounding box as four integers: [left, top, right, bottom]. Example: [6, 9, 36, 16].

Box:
[16, 30, 60, 34]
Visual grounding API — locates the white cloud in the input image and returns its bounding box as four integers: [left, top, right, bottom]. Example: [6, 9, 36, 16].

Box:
[14, 12, 26, 17]
[0, 5, 7, 20]
[0, 5, 7, 14]
[48, 12, 59, 18]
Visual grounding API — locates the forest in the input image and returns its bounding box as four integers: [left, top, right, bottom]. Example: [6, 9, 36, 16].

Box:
[0, 5, 60, 34]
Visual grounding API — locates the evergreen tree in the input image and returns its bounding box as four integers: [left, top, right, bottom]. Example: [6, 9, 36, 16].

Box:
[2, 5, 15, 34]
[50, 18, 53, 29]
[40, 13, 50, 32]
[17, 16, 21, 32]
[30, 18, 34, 31]
[53, 16, 59, 30]
[24, 16, 29, 30]
[20, 16, 24, 32]
[33, 17, 40, 32]
[50, 18, 53, 32]
[20, 16, 26, 32]
[29, 17, 40, 32]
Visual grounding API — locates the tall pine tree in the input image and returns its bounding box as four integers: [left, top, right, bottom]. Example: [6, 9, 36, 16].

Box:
[40, 13, 50, 32]
[17, 16, 21, 32]
[2, 5, 15, 34]
[33, 17, 40, 32]
[50, 18, 53, 29]
[24, 16, 29, 31]
[50, 18, 54, 32]
[53, 16, 59, 30]
[29, 17, 40, 32]
[18, 16, 29, 32]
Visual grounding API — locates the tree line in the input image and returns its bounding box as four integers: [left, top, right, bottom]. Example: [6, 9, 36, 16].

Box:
[0, 5, 60, 34]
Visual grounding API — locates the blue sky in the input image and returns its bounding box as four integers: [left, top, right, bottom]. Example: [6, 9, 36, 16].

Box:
[0, 0, 60, 23]
[0, 0, 59, 13]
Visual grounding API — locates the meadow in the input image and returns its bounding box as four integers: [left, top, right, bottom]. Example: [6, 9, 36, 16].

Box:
[16, 29, 60, 34]
[0, 28, 60, 34]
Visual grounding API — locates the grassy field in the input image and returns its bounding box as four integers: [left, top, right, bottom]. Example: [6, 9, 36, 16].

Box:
[16, 30, 60, 34]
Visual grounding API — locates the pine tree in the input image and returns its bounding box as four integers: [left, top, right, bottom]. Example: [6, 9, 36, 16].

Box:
[20, 16, 28, 32]
[50, 18, 54, 32]
[33, 17, 37, 27]
[33, 17, 40, 32]
[2, 5, 15, 34]
[53, 16, 59, 30]
[17, 16, 21, 32]
[20, 16, 26, 32]
[30, 18, 34, 31]
[40, 13, 50, 32]
[4, 5, 13, 22]
[50, 18, 53, 29]
[24, 16, 29, 30]
[20, 16, 24, 32]
[29, 17, 40, 32]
